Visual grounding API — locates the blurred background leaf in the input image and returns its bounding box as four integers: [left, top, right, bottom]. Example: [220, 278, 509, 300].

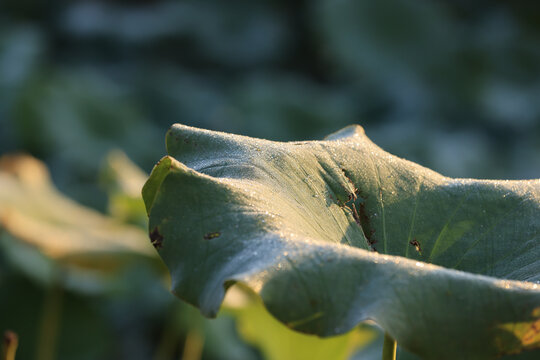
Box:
[100, 150, 149, 228]
[0, 154, 262, 360]
[223, 286, 379, 360]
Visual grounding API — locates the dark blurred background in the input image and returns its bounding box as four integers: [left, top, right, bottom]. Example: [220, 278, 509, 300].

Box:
[0, 1, 539, 359]
[1, 0, 540, 210]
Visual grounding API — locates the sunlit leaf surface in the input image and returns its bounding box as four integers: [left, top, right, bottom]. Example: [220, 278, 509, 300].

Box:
[144, 124, 540, 359]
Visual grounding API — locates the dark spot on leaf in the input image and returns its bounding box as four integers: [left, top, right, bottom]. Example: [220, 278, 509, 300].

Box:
[183, 138, 190, 144]
[309, 299, 318, 308]
[149, 227, 164, 249]
[351, 203, 361, 226]
[410, 238, 422, 254]
[340, 168, 358, 200]
[356, 202, 377, 248]
[204, 232, 221, 240]
[342, 195, 377, 251]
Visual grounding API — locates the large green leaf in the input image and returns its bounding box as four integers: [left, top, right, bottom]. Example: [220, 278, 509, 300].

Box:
[143, 124, 540, 359]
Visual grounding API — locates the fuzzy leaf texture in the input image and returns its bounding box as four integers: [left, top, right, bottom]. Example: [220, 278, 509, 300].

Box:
[143, 124, 540, 359]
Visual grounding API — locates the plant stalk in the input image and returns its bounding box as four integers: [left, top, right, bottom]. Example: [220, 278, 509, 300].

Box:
[3, 331, 18, 360]
[382, 332, 397, 360]
[36, 282, 63, 360]
[181, 330, 204, 360]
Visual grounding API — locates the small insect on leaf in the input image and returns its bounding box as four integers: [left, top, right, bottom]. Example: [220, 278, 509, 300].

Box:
[410, 238, 422, 255]
[149, 227, 164, 249]
[204, 232, 221, 240]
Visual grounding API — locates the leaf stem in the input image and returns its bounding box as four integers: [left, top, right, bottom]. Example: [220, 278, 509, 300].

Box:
[37, 282, 63, 360]
[382, 332, 397, 360]
[181, 330, 204, 360]
[3, 331, 18, 360]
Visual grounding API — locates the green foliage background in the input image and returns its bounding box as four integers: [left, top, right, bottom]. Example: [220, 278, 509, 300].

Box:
[0, 0, 539, 359]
